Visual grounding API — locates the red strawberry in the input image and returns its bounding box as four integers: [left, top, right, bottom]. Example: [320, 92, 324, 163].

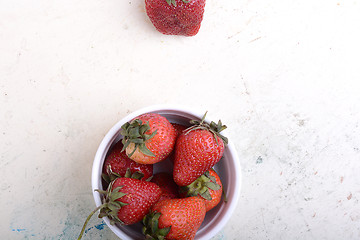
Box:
[180, 169, 223, 212]
[173, 112, 228, 186]
[171, 123, 187, 136]
[151, 172, 179, 202]
[102, 141, 153, 182]
[145, 0, 206, 36]
[168, 123, 187, 163]
[78, 178, 162, 240]
[121, 113, 176, 164]
[142, 197, 206, 240]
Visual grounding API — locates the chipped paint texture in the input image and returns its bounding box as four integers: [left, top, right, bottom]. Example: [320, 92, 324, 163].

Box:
[1, 0, 360, 239]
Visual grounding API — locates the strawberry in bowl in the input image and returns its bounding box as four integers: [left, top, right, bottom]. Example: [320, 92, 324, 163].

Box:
[121, 113, 177, 165]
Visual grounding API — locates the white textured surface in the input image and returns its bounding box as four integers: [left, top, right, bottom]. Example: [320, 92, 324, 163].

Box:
[1, 0, 360, 239]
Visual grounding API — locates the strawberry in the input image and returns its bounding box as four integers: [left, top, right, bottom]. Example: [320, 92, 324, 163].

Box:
[102, 141, 153, 183]
[78, 178, 162, 240]
[173, 112, 228, 186]
[142, 197, 206, 240]
[168, 123, 187, 163]
[151, 172, 179, 202]
[179, 169, 223, 212]
[171, 123, 187, 136]
[121, 113, 177, 164]
[145, 0, 206, 36]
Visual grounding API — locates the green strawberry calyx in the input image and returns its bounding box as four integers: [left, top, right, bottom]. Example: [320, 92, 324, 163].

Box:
[179, 170, 221, 200]
[102, 166, 146, 184]
[77, 180, 128, 240]
[184, 111, 228, 145]
[166, 0, 189, 7]
[142, 211, 171, 240]
[121, 119, 157, 157]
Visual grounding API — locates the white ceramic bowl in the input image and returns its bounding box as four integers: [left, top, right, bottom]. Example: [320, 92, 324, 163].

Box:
[92, 104, 241, 240]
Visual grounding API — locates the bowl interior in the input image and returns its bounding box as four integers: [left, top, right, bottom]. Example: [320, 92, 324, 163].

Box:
[92, 107, 241, 240]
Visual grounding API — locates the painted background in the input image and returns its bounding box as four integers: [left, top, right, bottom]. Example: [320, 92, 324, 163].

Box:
[1, 0, 360, 239]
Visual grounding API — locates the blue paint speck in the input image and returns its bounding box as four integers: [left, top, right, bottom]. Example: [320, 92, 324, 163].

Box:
[12, 228, 26, 232]
[85, 221, 106, 233]
[94, 223, 106, 230]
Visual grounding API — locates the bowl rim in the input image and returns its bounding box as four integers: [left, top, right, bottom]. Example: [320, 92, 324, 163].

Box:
[91, 104, 242, 240]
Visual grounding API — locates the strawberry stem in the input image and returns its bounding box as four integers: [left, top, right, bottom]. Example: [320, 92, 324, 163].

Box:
[78, 181, 129, 239]
[77, 204, 104, 240]
[184, 112, 228, 145]
[180, 171, 221, 201]
[121, 120, 157, 157]
[142, 211, 171, 239]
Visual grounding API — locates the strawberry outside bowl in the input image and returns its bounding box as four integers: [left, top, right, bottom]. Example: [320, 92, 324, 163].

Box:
[91, 104, 242, 240]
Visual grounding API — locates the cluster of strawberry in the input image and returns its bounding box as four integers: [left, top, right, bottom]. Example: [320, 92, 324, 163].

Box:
[78, 112, 228, 240]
